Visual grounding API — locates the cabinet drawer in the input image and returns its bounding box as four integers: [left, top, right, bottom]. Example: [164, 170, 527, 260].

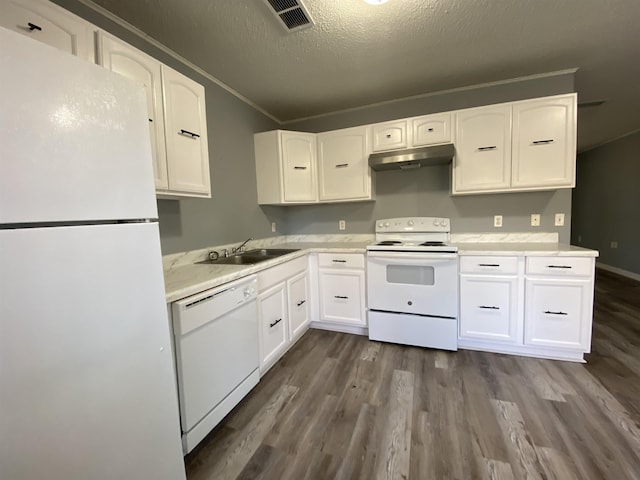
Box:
[459, 256, 519, 275]
[526, 256, 593, 277]
[318, 253, 364, 269]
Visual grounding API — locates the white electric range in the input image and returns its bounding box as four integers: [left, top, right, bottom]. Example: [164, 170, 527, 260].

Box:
[366, 217, 459, 351]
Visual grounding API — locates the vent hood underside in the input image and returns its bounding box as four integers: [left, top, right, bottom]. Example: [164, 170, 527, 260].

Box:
[368, 143, 455, 171]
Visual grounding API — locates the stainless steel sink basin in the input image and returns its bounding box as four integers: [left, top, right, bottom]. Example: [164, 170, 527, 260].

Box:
[195, 248, 299, 266]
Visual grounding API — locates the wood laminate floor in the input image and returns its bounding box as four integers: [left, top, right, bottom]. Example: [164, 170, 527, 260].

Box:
[185, 269, 640, 479]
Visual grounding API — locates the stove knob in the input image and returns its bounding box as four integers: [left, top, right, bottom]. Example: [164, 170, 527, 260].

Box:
[384, 222, 390, 227]
[433, 219, 440, 226]
[378, 222, 384, 228]
[441, 219, 448, 227]
[407, 220, 414, 227]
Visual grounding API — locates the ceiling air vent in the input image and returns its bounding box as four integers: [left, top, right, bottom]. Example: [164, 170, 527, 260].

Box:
[261, 0, 315, 32]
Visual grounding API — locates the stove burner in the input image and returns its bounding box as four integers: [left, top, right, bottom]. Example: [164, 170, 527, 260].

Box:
[420, 241, 446, 247]
[377, 240, 403, 246]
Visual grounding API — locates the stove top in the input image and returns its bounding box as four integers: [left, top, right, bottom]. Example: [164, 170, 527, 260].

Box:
[368, 217, 457, 253]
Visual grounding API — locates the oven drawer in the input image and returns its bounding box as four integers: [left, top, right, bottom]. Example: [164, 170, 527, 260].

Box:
[526, 256, 594, 277]
[318, 253, 364, 269]
[460, 256, 519, 275]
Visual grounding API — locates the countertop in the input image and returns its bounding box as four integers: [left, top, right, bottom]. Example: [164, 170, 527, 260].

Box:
[163, 241, 369, 303]
[163, 235, 598, 303]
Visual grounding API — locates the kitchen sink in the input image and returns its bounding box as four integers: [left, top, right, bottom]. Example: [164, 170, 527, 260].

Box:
[195, 248, 299, 265]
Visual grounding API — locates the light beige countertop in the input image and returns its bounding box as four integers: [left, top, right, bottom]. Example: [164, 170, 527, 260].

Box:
[454, 242, 599, 257]
[163, 238, 370, 303]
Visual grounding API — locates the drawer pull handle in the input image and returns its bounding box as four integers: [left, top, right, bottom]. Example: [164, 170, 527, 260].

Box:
[532, 139, 554, 145]
[386, 134, 392, 138]
[27, 22, 42, 31]
[297, 300, 306, 307]
[293, 166, 307, 170]
[149, 118, 153, 123]
[478, 146, 497, 151]
[427, 128, 434, 132]
[479, 305, 500, 310]
[179, 129, 200, 138]
[332, 259, 347, 263]
[478, 263, 500, 267]
[334, 295, 349, 299]
[548, 265, 572, 269]
[544, 310, 568, 316]
[335, 163, 349, 168]
[269, 318, 282, 328]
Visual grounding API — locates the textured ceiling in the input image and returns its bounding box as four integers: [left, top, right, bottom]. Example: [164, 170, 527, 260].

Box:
[85, 0, 640, 151]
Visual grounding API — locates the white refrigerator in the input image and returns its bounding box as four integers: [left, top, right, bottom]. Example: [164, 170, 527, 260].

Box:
[0, 28, 186, 479]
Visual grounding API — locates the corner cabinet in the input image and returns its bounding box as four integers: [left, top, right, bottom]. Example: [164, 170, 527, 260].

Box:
[98, 32, 211, 198]
[317, 126, 374, 202]
[0, 0, 94, 61]
[452, 94, 577, 195]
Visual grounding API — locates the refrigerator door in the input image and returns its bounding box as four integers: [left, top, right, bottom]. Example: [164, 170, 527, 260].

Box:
[0, 27, 157, 224]
[0, 223, 185, 480]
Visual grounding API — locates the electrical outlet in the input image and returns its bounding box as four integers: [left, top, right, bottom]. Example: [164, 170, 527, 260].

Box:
[339, 220, 346, 230]
[611, 241, 618, 248]
[271, 222, 276, 233]
[494, 215, 503, 228]
[531, 214, 541, 227]
[555, 213, 565, 226]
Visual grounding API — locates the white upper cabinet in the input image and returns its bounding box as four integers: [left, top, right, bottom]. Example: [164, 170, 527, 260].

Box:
[411, 112, 452, 146]
[453, 104, 512, 193]
[317, 126, 373, 202]
[161, 65, 211, 197]
[0, 0, 94, 61]
[511, 94, 576, 189]
[97, 32, 168, 191]
[254, 130, 317, 204]
[372, 120, 408, 152]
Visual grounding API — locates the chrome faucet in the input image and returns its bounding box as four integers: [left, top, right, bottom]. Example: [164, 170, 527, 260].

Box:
[232, 237, 253, 254]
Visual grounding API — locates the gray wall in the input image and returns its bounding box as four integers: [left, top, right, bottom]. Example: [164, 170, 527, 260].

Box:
[54, 0, 282, 255]
[284, 74, 575, 243]
[572, 131, 640, 274]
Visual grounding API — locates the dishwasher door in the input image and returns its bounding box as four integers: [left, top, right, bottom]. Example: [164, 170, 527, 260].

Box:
[172, 275, 259, 452]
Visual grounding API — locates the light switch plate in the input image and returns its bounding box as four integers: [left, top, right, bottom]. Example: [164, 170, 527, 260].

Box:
[555, 213, 565, 226]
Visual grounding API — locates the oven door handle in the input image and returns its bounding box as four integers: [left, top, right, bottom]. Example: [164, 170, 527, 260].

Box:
[367, 252, 458, 261]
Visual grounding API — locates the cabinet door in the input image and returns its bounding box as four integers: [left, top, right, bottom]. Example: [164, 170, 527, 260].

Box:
[412, 113, 452, 146]
[453, 105, 512, 193]
[287, 271, 310, 343]
[524, 278, 592, 351]
[281, 132, 317, 202]
[0, 0, 93, 61]
[161, 65, 211, 197]
[460, 275, 519, 343]
[98, 32, 168, 191]
[512, 95, 576, 189]
[317, 126, 371, 201]
[318, 269, 366, 326]
[258, 283, 289, 373]
[372, 120, 408, 152]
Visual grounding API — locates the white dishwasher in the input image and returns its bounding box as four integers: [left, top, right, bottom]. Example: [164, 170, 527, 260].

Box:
[172, 275, 259, 454]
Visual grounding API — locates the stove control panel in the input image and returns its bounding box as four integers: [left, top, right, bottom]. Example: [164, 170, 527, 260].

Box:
[375, 217, 451, 233]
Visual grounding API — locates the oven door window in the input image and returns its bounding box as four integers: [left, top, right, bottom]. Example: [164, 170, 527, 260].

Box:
[386, 264, 435, 286]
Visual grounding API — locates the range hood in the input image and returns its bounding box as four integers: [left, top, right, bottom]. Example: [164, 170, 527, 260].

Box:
[368, 143, 455, 171]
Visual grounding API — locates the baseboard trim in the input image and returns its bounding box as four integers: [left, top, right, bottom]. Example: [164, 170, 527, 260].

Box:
[310, 321, 368, 336]
[597, 262, 640, 282]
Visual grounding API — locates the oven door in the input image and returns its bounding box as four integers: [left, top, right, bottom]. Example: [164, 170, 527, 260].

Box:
[367, 251, 459, 318]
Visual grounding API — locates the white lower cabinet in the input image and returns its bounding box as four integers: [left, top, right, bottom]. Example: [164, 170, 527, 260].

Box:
[459, 275, 520, 343]
[314, 253, 367, 331]
[458, 253, 596, 361]
[258, 282, 289, 372]
[257, 256, 309, 374]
